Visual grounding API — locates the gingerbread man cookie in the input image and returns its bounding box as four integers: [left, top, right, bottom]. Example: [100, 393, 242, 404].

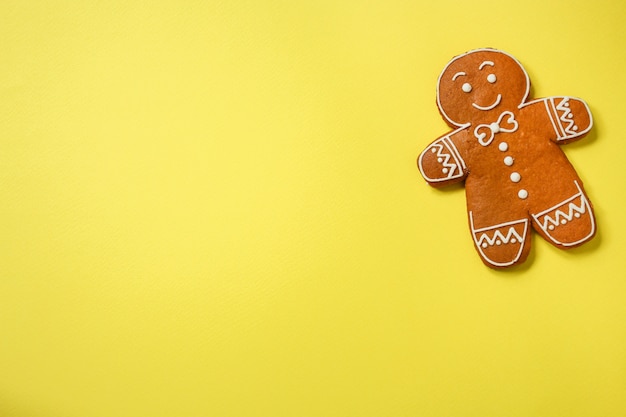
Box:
[418, 49, 596, 268]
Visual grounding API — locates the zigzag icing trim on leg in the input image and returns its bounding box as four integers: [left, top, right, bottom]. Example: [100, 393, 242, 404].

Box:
[469, 212, 528, 267]
[531, 180, 595, 246]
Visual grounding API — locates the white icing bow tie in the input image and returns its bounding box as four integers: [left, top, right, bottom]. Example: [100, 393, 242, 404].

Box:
[473, 111, 518, 146]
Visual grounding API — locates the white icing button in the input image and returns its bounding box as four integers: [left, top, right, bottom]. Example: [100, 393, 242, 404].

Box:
[561, 219, 567, 225]
[496, 240, 501, 245]
[482, 243, 488, 248]
[498, 142, 508, 152]
[511, 238, 517, 244]
[437, 157, 443, 163]
[549, 225, 555, 230]
[490, 122, 500, 133]
[573, 125, 579, 131]
[431, 147, 437, 153]
[518, 189, 528, 199]
[504, 156, 514, 166]
[462, 82, 472, 93]
[575, 212, 581, 218]
[442, 168, 448, 174]
[487, 73, 497, 83]
[510, 172, 521, 182]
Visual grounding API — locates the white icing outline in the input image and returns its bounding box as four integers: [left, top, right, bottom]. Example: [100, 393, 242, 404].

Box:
[557, 98, 578, 135]
[469, 212, 528, 267]
[426, 50, 596, 266]
[531, 180, 595, 247]
[539, 96, 594, 141]
[479, 61, 495, 70]
[543, 98, 563, 138]
[418, 130, 467, 183]
[445, 135, 467, 171]
[452, 71, 466, 81]
[436, 49, 530, 127]
[528, 96, 593, 142]
[472, 94, 502, 111]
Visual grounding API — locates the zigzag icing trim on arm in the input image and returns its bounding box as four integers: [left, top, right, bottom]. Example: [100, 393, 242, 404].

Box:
[418, 130, 468, 183]
[541, 97, 593, 141]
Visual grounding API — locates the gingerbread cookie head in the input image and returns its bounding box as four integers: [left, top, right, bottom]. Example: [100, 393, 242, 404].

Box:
[437, 49, 530, 127]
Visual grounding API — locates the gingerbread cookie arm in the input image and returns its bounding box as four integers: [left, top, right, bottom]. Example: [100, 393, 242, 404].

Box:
[417, 128, 470, 187]
[523, 96, 593, 144]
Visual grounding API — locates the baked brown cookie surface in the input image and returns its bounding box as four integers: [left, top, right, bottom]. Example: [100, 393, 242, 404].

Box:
[418, 49, 596, 269]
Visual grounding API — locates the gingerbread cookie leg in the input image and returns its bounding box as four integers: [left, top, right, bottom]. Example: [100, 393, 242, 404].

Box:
[531, 180, 596, 248]
[468, 211, 531, 268]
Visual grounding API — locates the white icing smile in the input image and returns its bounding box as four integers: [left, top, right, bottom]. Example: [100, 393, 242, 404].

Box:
[472, 94, 502, 111]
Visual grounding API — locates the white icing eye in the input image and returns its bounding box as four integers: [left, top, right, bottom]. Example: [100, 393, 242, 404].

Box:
[462, 83, 472, 93]
[487, 73, 497, 83]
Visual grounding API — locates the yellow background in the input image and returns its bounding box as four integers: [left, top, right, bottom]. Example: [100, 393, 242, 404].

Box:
[1, 1, 625, 416]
